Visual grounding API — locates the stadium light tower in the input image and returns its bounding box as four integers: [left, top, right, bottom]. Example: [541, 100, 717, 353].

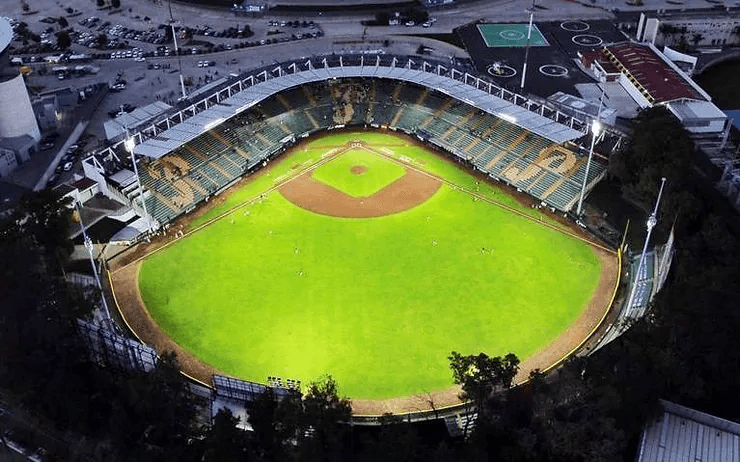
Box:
[74, 199, 111, 322]
[125, 132, 154, 234]
[576, 120, 602, 216]
[168, 0, 187, 99]
[625, 177, 667, 315]
[520, 0, 536, 90]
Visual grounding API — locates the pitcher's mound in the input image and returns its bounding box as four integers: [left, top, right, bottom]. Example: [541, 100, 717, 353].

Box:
[350, 165, 367, 175]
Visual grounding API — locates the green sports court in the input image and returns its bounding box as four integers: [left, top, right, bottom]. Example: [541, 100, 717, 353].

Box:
[477, 23, 549, 48]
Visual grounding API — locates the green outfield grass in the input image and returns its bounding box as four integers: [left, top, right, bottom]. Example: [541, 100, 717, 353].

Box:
[139, 132, 602, 400]
[311, 149, 406, 197]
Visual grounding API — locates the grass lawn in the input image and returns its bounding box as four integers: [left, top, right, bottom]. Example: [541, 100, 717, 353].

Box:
[311, 149, 406, 197]
[139, 132, 601, 400]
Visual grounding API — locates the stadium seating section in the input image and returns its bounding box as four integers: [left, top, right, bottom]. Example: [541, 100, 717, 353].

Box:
[127, 78, 607, 226]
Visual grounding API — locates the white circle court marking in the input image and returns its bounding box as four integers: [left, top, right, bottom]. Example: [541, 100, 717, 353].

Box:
[560, 21, 589, 32]
[487, 63, 517, 78]
[538, 64, 569, 77]
[572, 35, 603, 46]
[499, 30, 526, 41]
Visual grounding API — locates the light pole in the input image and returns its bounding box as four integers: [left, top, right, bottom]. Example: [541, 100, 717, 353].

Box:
[168, 0, 187, 99]
[520, 2, 535, 90]
[576, 120, 602, 216]
[75, 199, 111, 322]
[124, 134, 154, 234]
[625, 177, 667, 315]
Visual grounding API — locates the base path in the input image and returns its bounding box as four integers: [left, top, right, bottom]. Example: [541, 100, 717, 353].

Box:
[279, 167, 441, 218]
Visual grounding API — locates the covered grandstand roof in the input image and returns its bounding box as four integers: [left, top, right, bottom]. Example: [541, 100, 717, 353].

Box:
[103, 101, 172, 142]
[584, 42, 708, 105]
[132, 58, 584, 158]
[638, 400, 740, 462]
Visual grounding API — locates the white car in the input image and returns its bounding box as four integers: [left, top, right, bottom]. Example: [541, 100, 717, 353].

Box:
[63, 162, 73, 171]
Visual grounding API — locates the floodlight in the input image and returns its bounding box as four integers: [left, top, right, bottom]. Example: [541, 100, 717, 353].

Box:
[498, 113, 517, 124]
[203, 118, 224, 131]
[591, 120, 602, 135]
[124, 137, 135, 153]
[236, 103, 252, 114]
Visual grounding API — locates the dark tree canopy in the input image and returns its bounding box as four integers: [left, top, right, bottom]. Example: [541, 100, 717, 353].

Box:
[449, 351, 520, 406]
[56, 30, 71, 50]
[609, 106, 694, 207]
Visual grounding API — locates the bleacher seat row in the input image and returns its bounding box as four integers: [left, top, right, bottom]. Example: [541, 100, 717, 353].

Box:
[125, 78, 606, 227]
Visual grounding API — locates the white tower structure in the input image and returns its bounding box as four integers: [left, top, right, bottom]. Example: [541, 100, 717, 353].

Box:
[0, 18, 41, 142]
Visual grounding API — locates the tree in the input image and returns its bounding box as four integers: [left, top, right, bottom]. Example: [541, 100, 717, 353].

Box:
[374, 12, 390, 26]
[96, 0, 104, 7]
[57, 16, 68, 28]
[299, 375, 352, 462]
[248, 376, 351, 461]
[202, 408, 252, 461]
[449, 352, 520, 404]
[56, 31, 71, 50]
[111, 0, 121, 8]
[609, 106, 694, 208]
[448, 351, 520, 437]
[96, 33, 108, 49]
[691, 33, 704, 47]
[249, 387, 303, 460]
[357, 414, 423, 462]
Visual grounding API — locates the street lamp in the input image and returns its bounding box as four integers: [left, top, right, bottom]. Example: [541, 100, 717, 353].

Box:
[576, 120, 602, 217]
[625, 177, 667, 316]
[125, 133, 154, 234]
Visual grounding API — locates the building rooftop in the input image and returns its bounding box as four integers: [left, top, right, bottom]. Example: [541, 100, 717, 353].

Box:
[638, 400, 740, 462]
[0, 18, 12, 55]
[591, 42, 706, 105]
[71, 177, 97, 190]
[103, 101, 171, 141]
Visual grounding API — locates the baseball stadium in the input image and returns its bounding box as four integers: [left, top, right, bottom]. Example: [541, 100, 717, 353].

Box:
[101, 54, 621, 417]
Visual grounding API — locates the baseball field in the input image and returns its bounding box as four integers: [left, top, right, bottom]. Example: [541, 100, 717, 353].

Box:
[122, 131, 612, 411]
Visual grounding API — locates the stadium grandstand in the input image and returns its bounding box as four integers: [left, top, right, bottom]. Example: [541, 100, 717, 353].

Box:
[83, 53, 611, 231]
